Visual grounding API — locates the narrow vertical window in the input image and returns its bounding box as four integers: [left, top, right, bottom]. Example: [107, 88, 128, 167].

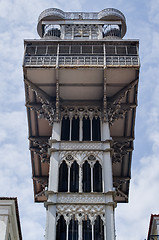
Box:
[82, 161, 91, 192]
[92, 117, 101, 141]
[83, 116, 90, 141]
[82, 216, 92, 240]
[56, 215, 66, 240]
[93, 161, 102, 192]
[68, 215, 78, 240]
[61, 116, 70, 140]
[70, 161, 79, 192]
[58, 161, 68, 192]
[71, 116, 79, 140]
[94, 216, 104, 240]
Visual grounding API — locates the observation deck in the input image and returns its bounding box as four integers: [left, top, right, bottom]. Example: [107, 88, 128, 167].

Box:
[24, 40, 139, 68]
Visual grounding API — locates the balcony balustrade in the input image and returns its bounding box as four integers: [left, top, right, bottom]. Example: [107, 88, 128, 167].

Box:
[24, 55, 139, 67]
[24, 44, 139, 67]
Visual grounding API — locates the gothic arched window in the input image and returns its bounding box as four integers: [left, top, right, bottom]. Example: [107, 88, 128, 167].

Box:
[82, 161, 91, 192]
[58, 161, 68, 192]
[71, 116, 79, 141]
[82, 216, 92, 240]
[61, 116, 70, 140]
[93, 161, 103, 192]
[70, 161, 79, 192]
[56, 215, 66, 240]
[68, 215, 78, 240]
[94, 215, 104, 240]
[83, 116, 91, 141]
[92, 117, 101, 141]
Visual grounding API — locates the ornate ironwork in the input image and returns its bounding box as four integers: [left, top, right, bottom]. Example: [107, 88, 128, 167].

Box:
[107, 102, 133, 124]
[113, 178, 129, 200]
[66, 155, 74, 161]
[32, 140, 50, 163]
[25, 78, 55, 125]
[60, 105, 102, 120]
[107, 78, 138, 125]
[33, 94, 55, 125]
[88, 155, 96, 161]
[98, 8, 126, 22]
[33, 177, 48, 189]
[112, 139, 132, 164]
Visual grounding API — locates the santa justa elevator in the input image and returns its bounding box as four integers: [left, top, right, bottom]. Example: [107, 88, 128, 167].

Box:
[23, 7, 140, 240]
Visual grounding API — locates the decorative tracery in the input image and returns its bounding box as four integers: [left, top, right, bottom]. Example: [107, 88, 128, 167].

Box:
[60, 106, 102, 141]
[56, 210, 105, 240]
[58, 154, 103, 193]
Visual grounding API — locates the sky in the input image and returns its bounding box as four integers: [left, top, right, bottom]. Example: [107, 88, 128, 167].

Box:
[0, 0, 159, 239]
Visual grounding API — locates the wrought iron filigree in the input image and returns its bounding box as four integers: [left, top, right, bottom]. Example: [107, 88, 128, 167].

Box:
[113, 178, 129, 200]
[112, 140, 132, 164]
[33, 140, 50, 163]
[25, 78, 55, 125]
[107, 78, 138, 125]
[33, 93, 55, 125]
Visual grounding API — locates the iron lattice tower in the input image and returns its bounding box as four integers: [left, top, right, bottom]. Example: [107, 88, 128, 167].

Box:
[23, 8, 140, 240]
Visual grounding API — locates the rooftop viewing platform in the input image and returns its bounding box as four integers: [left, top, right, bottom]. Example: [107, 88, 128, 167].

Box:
[37, 8, 127, 39]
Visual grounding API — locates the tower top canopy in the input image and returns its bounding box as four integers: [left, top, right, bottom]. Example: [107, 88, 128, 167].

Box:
[37, 8, 127, 39]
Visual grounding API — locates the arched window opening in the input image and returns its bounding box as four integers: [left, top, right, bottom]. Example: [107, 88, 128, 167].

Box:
[82, 161, 91, 192]
[93, 161, 103, 192]
[61, 116, 70, 140]
[83, 117, 90, 141]
[58, 161, 68, 192]
[68, 215, 78, 240]
[92, 117, 101, 141]
[56, 215, 66, 240]
[94, 216, 104, 240]
[70, 161, 79, 192]
[71, 117, 79, 141]
[82, 216, 92, 240]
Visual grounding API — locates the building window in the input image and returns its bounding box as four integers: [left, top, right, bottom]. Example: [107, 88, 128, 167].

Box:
[56, 215, 66, 240]
[61, 113, 101, 142]
[70, 161, 79, 192]
[94, 216, 104, 240]
[8, 234, 11, 240]
[61, 116, 70, 140]
[71, 117, 79, 140]
[68, 215, 78, 240]
[82, 161, 91, 192]
[93, 161, 103, 192]
[59, 158, 102, 193]
[83, 159, 103, 193]
[92, 117, 101, 141]
[83, 117, 91, 141]
[58, 161, 68, 192]
[82, 216, 92, 240]
[56, 214, 104, 240]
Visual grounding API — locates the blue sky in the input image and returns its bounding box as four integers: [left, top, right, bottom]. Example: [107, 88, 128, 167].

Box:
[0, 0, 159, 239]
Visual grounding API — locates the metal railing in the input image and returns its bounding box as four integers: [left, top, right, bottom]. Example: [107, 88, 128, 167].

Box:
[148, 235, 159, 240]
[59, 56, 104, 65]
[24, 56, 57, 65]
[106, 56, 139, 66]
[24, 55, 139, 67]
